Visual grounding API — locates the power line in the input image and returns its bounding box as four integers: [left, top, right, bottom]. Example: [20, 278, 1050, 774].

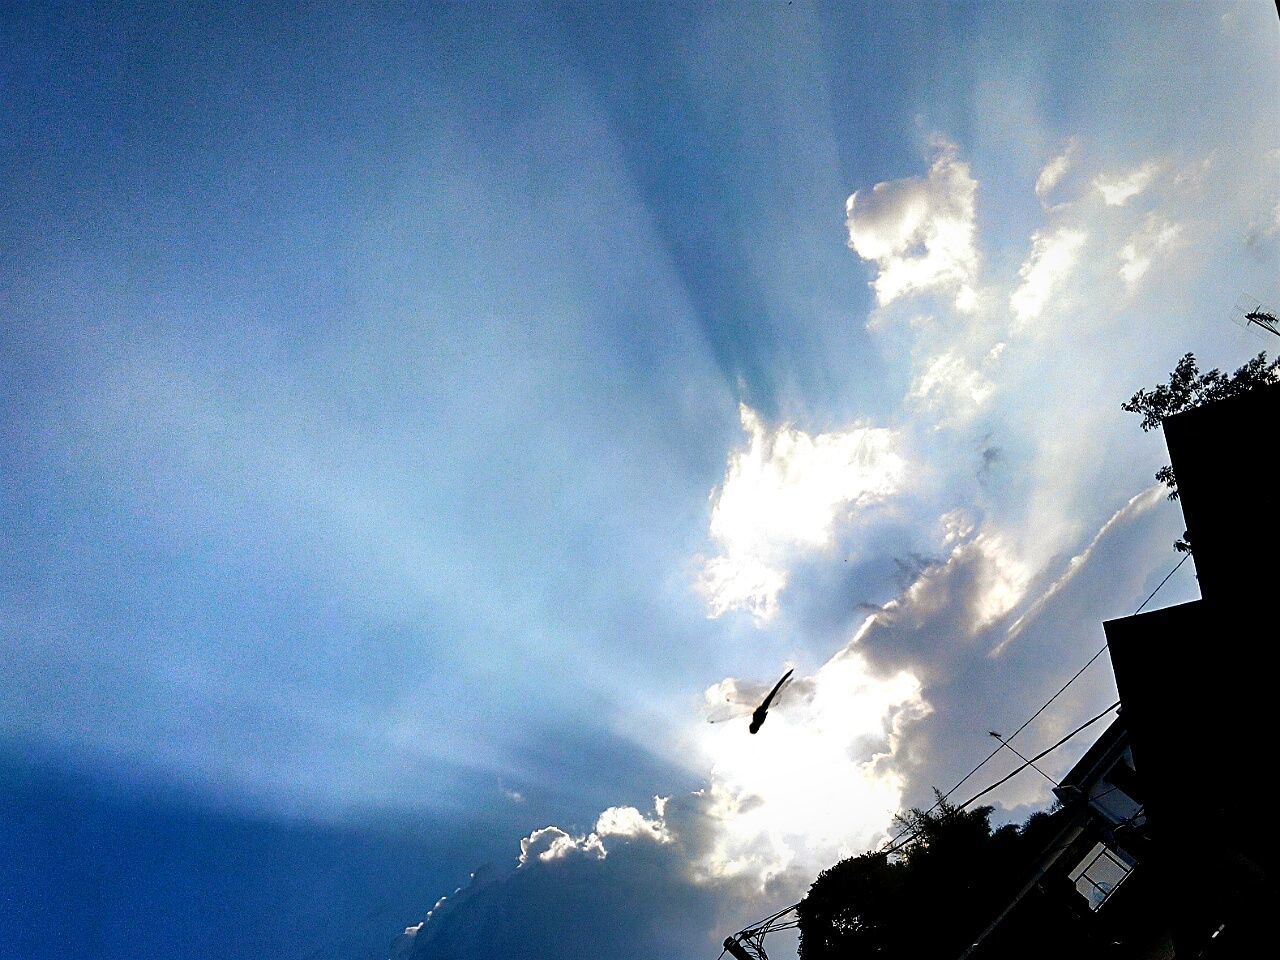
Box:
[725, 699, 1124, 955]
[883, 700, 1121, 855]
[878, 550, 1189, 853]
[988, 730, 1057, 785]
[1134, 552, 1190, 615]
[945, 701, 1120, 819]
[723, 550, 1189, 956]
[878, 645, 1107, 852]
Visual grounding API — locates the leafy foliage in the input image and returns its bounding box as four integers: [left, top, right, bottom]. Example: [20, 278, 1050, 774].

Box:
[797, 796, 1073, 960]
[1121, 351, 1279, 501]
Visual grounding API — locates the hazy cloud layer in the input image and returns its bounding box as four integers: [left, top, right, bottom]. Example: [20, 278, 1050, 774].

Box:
[1095, 160, 1164, 206]
[1035, 138, 1080, 204]
[1010, 227, 1087, 326]
[1119, 214, 1183, 286]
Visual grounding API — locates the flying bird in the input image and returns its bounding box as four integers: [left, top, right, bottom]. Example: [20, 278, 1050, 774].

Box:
[749, 668, 794, 734]
[706, 667, 796, 733]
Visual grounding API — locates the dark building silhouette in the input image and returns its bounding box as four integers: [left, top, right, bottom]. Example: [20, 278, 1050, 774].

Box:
[1105, 381, 1280, 957]
[959, 716, 1172, 960]
[964, 383, 1280, 960]
[764, 383, 1280, 960]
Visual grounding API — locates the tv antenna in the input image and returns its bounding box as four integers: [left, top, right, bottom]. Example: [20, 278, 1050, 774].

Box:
[1230, 296, 1279, 339]
[1245, 308, 1280, 338]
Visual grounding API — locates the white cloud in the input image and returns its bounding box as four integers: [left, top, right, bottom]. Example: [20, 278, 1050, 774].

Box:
[1094, 160, 1163, 206]
[399, 484, 1179, 958]
[402, 818, 726, 960]
[1173, 153, 1215, 190]
[494, 652, 927, 895]
[398, 102, 1280, 955]
[596, 803, 673, 843]
[1245, 202, 1280, 248]
[516, 800, 673, 867]
[908, 350, 997, 423]
[845, 141, 979, 308]
[1119, 214, 1183, 286]
[403, 478, 1178, 954]
[1035, 138, 1079, 203]
[1010, 226, 1087, 326]
[998, 485, 1164, 653]
[967, 533, 1036, 630]
[693, 650, 927, 886]
[697, 553, 787, 624]
[698, 405, 905, 622]
[940, 509, 976, 547]
[878, 527, 1033, 640]
[519, 826, 607, 865]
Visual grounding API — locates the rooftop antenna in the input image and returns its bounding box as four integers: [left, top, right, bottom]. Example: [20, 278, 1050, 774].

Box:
[1245, 308, 1280, 339]
[1229, 295, 1280, 339]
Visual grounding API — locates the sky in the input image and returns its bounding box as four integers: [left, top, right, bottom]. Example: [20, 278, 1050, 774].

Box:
[2, 2, 1279, 958]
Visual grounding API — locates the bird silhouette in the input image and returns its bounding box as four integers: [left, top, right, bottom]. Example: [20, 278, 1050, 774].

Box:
[749, 668, 794, 734]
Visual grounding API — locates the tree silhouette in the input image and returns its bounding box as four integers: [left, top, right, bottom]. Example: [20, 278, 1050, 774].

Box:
[796, 796, 1073, 960]
[1121, 351, 1279, 501]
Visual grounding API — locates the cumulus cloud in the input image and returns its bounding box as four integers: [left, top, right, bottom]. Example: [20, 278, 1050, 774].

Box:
[862, 527, 1034, 656]
[517, 801, 671, 866]
[1010, 226, 1087, 326]
[689, 521, 1073, 891]
[596, 801, 673, 843]
[1094, 160, 1164, 206]
[845, 140, 979, 309]
[698, 406, 905, 622]
[694, 651, 926, 886]
[518, 826, 607, 865]
[401, 653, 926, 960]
[940, 509, 976, 547]
[825, 128, 1218, 816]
[1035, 138, 1079, 203]
[823, 505, 1171, 820]
[908, 350, 997, 423]
[1119, 214, 1183, 286]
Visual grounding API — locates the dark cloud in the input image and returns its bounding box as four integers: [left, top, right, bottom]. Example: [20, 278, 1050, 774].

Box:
[978, 440, 1003, 480]
[398, 798, 747, 960]
[854, 494, 1191, 813]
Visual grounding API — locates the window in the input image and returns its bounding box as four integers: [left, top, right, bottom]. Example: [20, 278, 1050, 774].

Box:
[1068, 843, 1134, 911]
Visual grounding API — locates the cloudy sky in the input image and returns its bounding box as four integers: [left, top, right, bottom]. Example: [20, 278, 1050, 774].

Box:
[3, 2, 1279, 959]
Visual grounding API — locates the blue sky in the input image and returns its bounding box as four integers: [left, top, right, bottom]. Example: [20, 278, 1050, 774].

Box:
[3, 2, 1279, 958]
